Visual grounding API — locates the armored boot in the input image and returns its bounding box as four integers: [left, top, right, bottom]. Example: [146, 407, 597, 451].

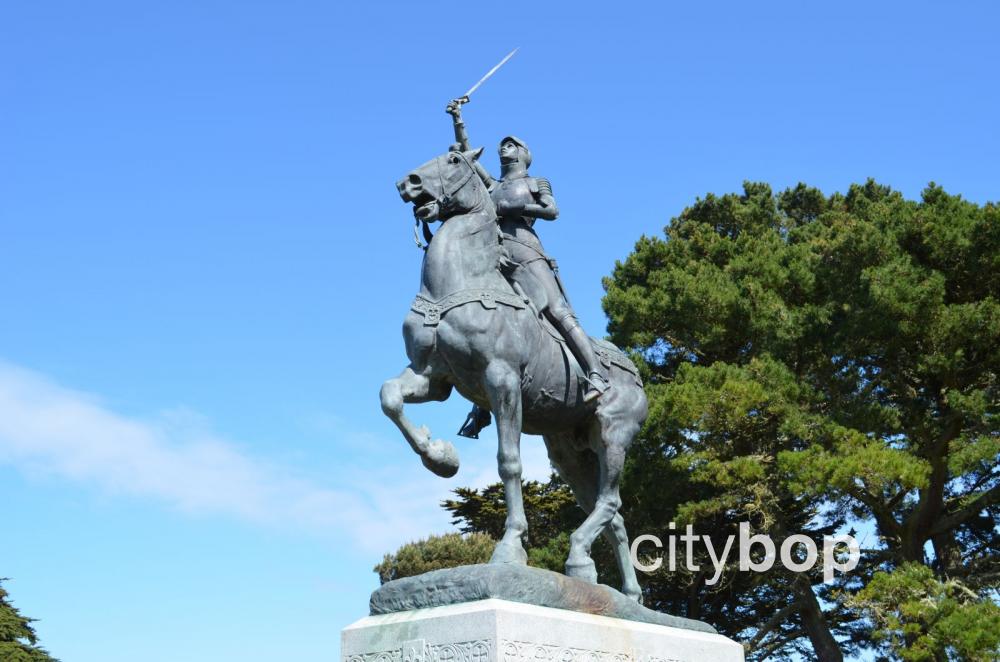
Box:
[557, 315, 610, 403]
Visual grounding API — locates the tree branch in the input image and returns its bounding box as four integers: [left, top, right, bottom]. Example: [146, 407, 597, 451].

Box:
[929, 483, 1000, 537]
[885, 489, 909, 510]
[757, 629, 806, 661]
[747, 600, 802, 650]
[846, 486, 902, 539]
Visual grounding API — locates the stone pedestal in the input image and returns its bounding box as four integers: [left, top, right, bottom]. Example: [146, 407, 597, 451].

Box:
[342, 599, 745, 662]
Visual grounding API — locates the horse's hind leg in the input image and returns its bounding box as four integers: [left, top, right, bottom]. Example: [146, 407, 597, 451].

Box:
[484, 359, 528, 565]
[563, 410, 639, 594]
[545, 434, 642, 602]
[380, 365, 457, 477]
[604, 505, 641, 602]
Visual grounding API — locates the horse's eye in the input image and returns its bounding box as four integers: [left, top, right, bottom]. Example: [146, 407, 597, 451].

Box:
[449, 154, 460, 164]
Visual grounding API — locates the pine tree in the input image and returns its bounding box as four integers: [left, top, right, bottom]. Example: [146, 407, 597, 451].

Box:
[0, 579, 58, 662]
[373, 533, 496, 584]
[602, 180, 999, 660]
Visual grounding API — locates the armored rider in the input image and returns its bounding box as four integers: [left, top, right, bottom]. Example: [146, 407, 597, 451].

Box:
[446, 100, 610, 439]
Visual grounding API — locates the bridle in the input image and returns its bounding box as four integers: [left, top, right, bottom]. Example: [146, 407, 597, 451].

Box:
[439, 150, 478, 208]
[413, 150, 482, 250]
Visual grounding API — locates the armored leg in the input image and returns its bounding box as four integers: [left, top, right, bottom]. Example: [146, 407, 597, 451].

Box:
[554, 312, 610, 402]
[519, 258, 610, 402]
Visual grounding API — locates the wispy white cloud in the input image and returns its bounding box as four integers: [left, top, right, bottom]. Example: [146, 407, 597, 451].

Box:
[0, 360, 458, 553]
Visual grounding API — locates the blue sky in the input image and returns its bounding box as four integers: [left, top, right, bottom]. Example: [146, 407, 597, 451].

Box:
[1, 1, 997, 660]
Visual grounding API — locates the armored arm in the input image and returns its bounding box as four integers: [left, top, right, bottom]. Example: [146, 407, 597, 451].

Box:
[446, 100, 471, 152]
[446, 100, 496, 190]
[475, 161, 497, 190]
[521, 177, 559, 221]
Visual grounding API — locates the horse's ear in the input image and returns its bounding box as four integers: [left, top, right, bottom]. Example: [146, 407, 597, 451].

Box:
[466, 147, 484, 162]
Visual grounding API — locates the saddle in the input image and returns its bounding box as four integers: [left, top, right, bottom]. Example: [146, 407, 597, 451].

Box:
[409, 267, 642, 388]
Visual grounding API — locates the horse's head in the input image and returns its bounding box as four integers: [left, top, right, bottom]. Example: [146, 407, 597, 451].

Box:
[397, 148, 487, 222]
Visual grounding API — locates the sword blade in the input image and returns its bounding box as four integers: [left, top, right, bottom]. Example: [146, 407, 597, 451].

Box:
[462, 47, 519, 100]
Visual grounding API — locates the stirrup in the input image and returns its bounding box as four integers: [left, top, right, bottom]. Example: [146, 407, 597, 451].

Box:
[457, 405, 492, 439]
[582, 371, 610, 403]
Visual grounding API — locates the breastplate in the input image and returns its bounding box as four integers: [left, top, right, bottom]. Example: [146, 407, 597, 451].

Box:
[491, 176, 535, 219]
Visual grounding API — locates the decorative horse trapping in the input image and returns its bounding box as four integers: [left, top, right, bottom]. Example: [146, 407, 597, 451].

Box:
[411, 289, 527, 327]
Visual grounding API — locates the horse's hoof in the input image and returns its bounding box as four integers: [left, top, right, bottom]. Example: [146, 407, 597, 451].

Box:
[421, 440, 459, 478]
[623, 586, 643, 604]
[489, 541, 527, 565]
[565, 557, 598, 584]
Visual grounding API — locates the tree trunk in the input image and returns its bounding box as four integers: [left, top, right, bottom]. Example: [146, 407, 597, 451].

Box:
[900, 417, 960, 565]
[931, 531, 964, 579]
[686, 571, 704, 621]
[794, 576, 843, 662]
[769, 511, 844, 660]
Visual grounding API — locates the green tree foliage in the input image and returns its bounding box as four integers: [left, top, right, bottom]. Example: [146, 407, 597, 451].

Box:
[847, 563, 1000, 661]
[443, 477, 583, 574]
[375, 480, 581, 584]
[601, 181, 999, 660]
[0, 579, 58, 662]
[373, 532, 495, 584]
[443, 478, 579, 549]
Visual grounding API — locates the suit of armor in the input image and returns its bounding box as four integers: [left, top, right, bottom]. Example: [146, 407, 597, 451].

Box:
[446, 103, 609, 433]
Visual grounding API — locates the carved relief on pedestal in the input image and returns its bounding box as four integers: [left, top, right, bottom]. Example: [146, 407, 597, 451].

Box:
[498, 640, 682, 662]
[346, 639, 492, 662]
[346, 637, 687, 662]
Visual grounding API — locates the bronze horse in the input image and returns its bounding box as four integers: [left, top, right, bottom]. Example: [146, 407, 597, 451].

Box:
[380, 148, 648, 600]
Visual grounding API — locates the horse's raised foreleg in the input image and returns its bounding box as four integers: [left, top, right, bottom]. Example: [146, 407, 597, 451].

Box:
[380, 365, 458, 478]
[484, 360, 528, 565]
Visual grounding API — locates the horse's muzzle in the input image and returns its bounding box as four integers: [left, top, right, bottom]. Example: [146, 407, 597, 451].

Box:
[397, 173, 423, 203]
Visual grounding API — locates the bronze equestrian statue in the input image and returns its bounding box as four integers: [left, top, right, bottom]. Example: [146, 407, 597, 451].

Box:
[379, 141, 649, 600]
